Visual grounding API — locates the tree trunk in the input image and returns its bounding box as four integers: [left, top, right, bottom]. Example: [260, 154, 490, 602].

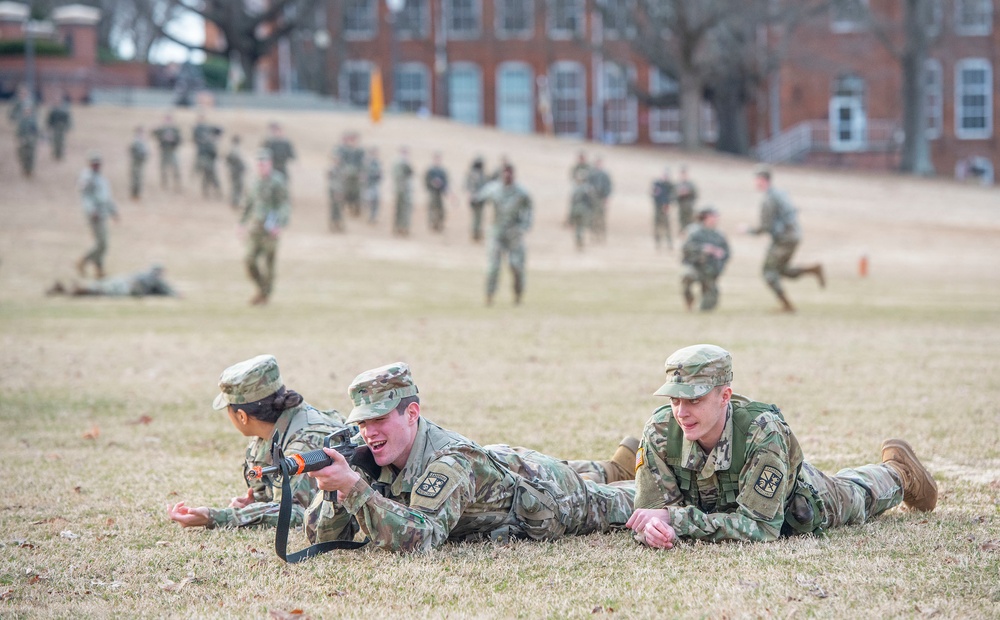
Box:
[711, 79, 749, 154]
[679, 72, 703, 149]
[899, 0, 934, 175]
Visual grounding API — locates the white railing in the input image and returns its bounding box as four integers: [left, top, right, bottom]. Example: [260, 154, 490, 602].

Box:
[754, 120, 902, 163]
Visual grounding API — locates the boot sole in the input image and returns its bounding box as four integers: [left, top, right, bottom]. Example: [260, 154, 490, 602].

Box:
[881, 438, 937, 511]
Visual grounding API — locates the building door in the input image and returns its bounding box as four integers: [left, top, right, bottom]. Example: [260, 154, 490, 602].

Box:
[829, 95, 866, 151]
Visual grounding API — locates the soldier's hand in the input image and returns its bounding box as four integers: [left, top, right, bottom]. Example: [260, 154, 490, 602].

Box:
[308, 448, 360, 495]
[229, 488, 255, 509]
[627, 509, 676, 549]
[166, 501, 212, 528]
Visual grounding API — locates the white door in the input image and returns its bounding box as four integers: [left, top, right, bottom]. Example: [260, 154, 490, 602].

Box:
[829, 95, 866, 151]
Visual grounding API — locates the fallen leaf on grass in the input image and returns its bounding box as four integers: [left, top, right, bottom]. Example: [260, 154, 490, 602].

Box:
[105, 518, 115, 527]
[127, 415, 154, 425]
[82, 425, 100, 440]
[45, 453, 61, 461]
[159, 574, 200, 592]
[0, 589, 13, 601]
[327, 590, 347, 597]
[59, 530, 79, 540]
[591, 605, 615, 614]
[73, 486, 82, 494]
[15, 540, 36, 549]
[155, 541, 170, 547]
[27, 575, 41, 585]
[31, 517, 67, 526]
[981, 540, 1000, 552]
[915, 604, 940, 616]
[269, 609, 309, 619]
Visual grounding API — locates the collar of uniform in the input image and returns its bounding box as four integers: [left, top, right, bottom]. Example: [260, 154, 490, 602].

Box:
[679, 404, 734, 476]
[270, 405, 299, 449]
[391, 416, 430, 496]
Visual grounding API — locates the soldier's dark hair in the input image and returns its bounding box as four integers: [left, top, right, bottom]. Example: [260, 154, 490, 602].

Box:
[394, 395, 420, 415]
[230, 386, 304, 423]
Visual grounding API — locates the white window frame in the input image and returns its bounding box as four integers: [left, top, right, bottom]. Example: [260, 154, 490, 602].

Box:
[395, 62, 431, 113]
[495, 0, 534, 39]
[343, 0, 377, 40]
[648, 69, 681, 144]
[496, 61, 535, 134]
[548, 0, 584, 39]
[922, 0, 943, 37]
[924, 59, 943, 140]
[954, 0, 993, 35]
[550, 61, 587, 137]
[397, 0, 430, 41]
[954, 58, 993, 139]
[340, 60, 374, 107]
[700, 102, 718, 143]
[447, 0, 482, 39]
[601, 0, 635, 40]
[449, 62, 483, 125]
[830, 0, 869, 33]
[601, 62, 637, 143]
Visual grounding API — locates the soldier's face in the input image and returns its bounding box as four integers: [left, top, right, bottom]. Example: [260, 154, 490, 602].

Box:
[755, 176, 769, 192]
[358, 404, 420, 469]
[257, 159, 272, 176]
[670, 385, 732, 451]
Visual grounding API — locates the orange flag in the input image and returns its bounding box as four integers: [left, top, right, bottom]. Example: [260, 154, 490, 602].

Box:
[369, 67, 384, 124]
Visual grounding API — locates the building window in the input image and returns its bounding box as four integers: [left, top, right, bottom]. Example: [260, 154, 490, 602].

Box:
[921, 0, 943, 36]
[648, 69, 681, 143]
[955, 58, 992, 139]
[925, 59, 943, 139]
[497, 62, 535, 134]
[955, 0, 993, 35]
[551, 61, 586, 137]
[601, 0, 634, 39]
[447, 0, 481, 38]
[449, 63, 482, 125]
[829, 73, 867, 150]
[396, 62, 430, 113]
[344, 0, 377, 39]
[396, 0, 430, 40]
[496, 0, 534, 38]
[341, 61, 373, 107]
[601, 63, 637, 143]
[548, 0, 583, 39]
[831, 0, 868, 33]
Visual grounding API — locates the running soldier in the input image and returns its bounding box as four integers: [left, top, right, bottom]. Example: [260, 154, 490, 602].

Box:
[475, 164, 532, 306]
[46, 95, 72, 161]
[651, 168, 674, 250]
[567, 151, 590, 226]
[680, 207, 730, 312]
[76, 152, 119, 279]
[675, 166, 699, 231]
[240, 149, 290, 306]
[128, 126, 148, 200]
[225, 136, 247, 210]
[569, 167, 594, 251]
[465, 157, 488, 242]
[424, 152, 449, 233]
[153, 114, 182, 191]
[391, 147, 414, 237]
[262, 122, 295, 181]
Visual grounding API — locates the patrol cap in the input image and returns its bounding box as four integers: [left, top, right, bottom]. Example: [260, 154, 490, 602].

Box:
[654, 344, 733, 399]
[87, 150, 102, 163]
[754, 164, 772, 179]
[212, 354, 283, 410]
[346, 362, 419, 424]
[255, 147, 273, 161]
[697, 206, 719, 220]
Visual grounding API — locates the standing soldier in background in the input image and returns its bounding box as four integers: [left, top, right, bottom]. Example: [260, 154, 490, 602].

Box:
[15, 102, 39, 178]
[746, 166, 824, 313]
[566, 151, 590, 226]
[7, 83, 33, 125]
[128, 126, 148, 201]
[465, 157, 488, 242]
[76, 151, 119, 279]
[588, 157, 612, 243]
[568, 167, 594, 251]
[226, 135, 247, 210]
[327, 152, 345, 233]
[675, 166, 699, 232]
[363, 146, 382, 224]
[475, 164, 533, 306]
[392, 147, 414, 237]
[153, 114, 182, 191]
[651, 168, 674, 250]
[197, 130, 223, 199]
[337, 132, 365, 218]
[681, 207, 730, 312]
[262, 121, 295, 181]
[46, 95, 72, 161]
[240, 149, 290, 306]
[424, 152, 449, 233]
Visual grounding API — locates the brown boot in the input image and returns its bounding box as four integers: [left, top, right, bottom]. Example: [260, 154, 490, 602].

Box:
[810, 264, 826, 288]
[881, 439, 937, 512]
[45, 281, 65, 296]
[776, 292, 795, 313]
[601, 436, 640, 483]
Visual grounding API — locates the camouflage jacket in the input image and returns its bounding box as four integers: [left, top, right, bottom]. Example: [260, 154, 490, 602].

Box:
[209, 403, 347, 529]
[392, 159, 413, 192]
[338, 144, 365, 170]
[675, 180, 698, 206]
[589, 169, 612, 199]
[634, 394, 803, 543]
[752, 187, 801, 244]
[153, 125, 181, 151]
[570, 181, 595, 217]
[262, 137, 295, 173]
[424, 166, 449, 194]
[365, 158, 382, 187]
[78, 169, 116, 219]
[652, 180, 673, 209]
[16, 115, 39, 145]
[682, 224, 730, 276]
[226, 149, 245, 179]
[46, 105, 71, 131]
[241, 171, 290, 233]
[129, 138, 148, 165]
[475, 180, 533, 241]
[465, 167, 487, 197]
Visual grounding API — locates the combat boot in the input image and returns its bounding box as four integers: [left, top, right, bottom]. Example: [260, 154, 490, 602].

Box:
[76, 257, 87, 277]
[776, 292, 795, 313]
[45, 281, 65, 296]
[600, 436, 640, 483]
[881, 439, 937, 512]
[809, 264, 826, 288]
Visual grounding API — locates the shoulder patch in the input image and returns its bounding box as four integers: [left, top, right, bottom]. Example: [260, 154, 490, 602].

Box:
[754, 465, 783, 499]
[636, 446, 645, 471]
[415, 472, 450, 499]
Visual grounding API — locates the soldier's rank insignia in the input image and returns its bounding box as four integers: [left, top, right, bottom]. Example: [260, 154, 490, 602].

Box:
[415, 472, 449, 498]
[754, 466, 782, 498]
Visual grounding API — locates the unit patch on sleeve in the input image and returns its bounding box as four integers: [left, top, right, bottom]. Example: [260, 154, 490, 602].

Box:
[415, 472, 450, 499]
[753, 465, 783, 499]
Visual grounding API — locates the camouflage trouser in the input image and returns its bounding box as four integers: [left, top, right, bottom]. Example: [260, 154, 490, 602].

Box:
[245, 228, 279, 298]
[763, 240, 803, 295]
[393, 191, 412, 235]
[590, 199, 607, 241]
[344, 173, 361, 216]
[161, 150, 181, 190]
[77, 277, 130, 296]
[681, 266, 721, 311]
[428, 192, 445, 232]
[470, 200, 485, 241]
[329, 191, 345, 232]
[82, 216, 109, 272]
[130, 162, 144, 199]
[18, 141, 36, 176]
[677, 199, 696, 230]
[486, 233, 526, 298]
[804, 462, 903, 530]
[570, 210, 589, 250]
[229, 176, 243, 208]
[51, 130, 66, 161]
[365, 186, 380, 223]
[201, 163, 221, 198]
[654, 206, 672, 249]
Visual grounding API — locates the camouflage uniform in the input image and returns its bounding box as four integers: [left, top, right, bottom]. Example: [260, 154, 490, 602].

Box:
[569, 174, 594, 250]
[363, 156, 382, 224]
[750, 186, 803, 297]
[634, 345, 908, 544]
[588, 167, 612, 242]
[153, 122, 182, 190]
[680, 216, 730, 311]
[241, 154, 290, 302]
[196, 137, 222, 199]
[262, 136, 295, 179]
[392, 157, 414, 236]
[327, 157, 345, 233]
[128, 135, 148, 199]
[64, 265, 176, 297]
[46, 102, 71, 161]
[475, 178, 533, 303]
[651, 179, 674, 249]
[567, 161, 591, 224]
[464, 161, 488, 242]
[675, 179, 698, 231]
[77, 158, 117, 277]
[225, 145, 246, 209]
[208, 355, 348, 529]
[304, 363, 634, 552]
[16, 112, 39, 177]
[424, 165, 449, 232]
[337, 142, 366, 217]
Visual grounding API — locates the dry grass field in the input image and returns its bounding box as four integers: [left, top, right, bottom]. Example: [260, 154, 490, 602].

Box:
[1, 105, 999, 619]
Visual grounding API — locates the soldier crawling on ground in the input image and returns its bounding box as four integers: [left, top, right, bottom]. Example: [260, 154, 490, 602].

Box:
[47, 264, 178, 298]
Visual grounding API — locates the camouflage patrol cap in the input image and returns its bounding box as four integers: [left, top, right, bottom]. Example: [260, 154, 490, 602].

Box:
[87, 150, 102, 163]
[255, 148, 273, 161]
[697, 206, 719, 220]
[212, 354, 283, 410]
[654, 344, 733, 399]
[754, 164, 772, 179]
[346, 362, 419, 424]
